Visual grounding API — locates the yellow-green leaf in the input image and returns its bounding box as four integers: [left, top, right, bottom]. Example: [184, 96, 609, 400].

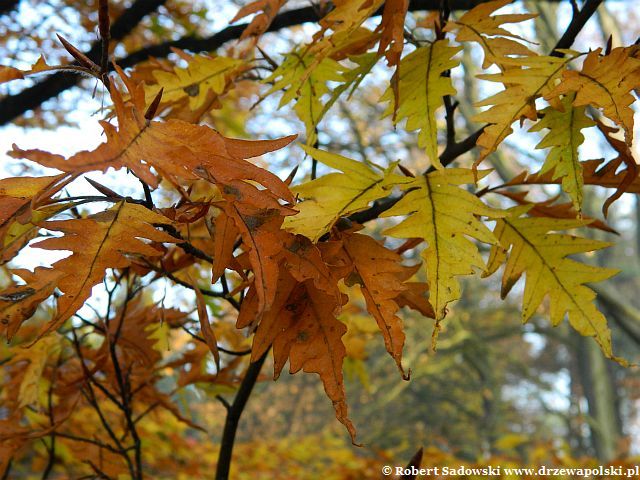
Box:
[545, 47, 640, 146]
[484, 206, 622, 363]
[265, 49, 345, 145]
[147, 54, 244, 110]
[382, 40, 462, 169]
[528, 96, 595, 212]
[283, 146, 405, 242]
[473, 53, 577, 164]
[382, 168, 504, 322]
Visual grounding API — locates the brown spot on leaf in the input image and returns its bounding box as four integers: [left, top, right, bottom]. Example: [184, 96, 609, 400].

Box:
[183, 83, 200, 97]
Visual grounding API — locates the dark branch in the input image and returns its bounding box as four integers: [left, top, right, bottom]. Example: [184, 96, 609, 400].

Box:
[215, 349, 269, 480]
[551, 0, 604, 56]
[0, 0, 20, 17]
[1, 0, 582, 125]
[0, 0, 167, 125]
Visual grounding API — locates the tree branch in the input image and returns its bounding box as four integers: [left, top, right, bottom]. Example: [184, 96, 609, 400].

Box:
[0, 0, 20, 17]
[551, 0, 604, 56]
[0, 0, 167, 125]
[215, 349, 269, 480]
[0, 0, 584, 125]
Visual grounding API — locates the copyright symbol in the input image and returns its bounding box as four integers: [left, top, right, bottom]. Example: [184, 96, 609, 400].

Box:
[382, 465, 392, 475]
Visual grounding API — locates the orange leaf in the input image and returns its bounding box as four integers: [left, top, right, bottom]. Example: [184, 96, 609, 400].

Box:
[193, 278, 220, 371]
[230, 0, 288, 40]
[377, 0, 408, 67]
[207, 208, 239, 283]
[29, 202, 176, 338]
[10, 67, 296, 204]
[338, 231, 419, 378]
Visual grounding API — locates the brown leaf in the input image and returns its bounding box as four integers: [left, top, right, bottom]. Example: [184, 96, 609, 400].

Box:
[338, 231, 416, 378]
[497, 190, 617, 234]
[230, 0, 288, 40]
[192, 278, 220, 372]
[377, 0, 408, 67]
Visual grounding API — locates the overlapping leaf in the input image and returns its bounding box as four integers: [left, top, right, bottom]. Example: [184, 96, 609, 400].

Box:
[27, 202, 176, 338]
[442, 0, 536, 69]
[230, 0, 288, 40]
[381, 40, 462, 168]
[473, 53, 577, 164]
[11, 68, 295, 204]
[283, 146, 404, 242]
[0, 174, 72, 264]
[382, 169, 504, 322]
[546, 47, 640, 145]
[335, 230, 430, 377]
[484, 207, 622, 363]
[145, 53, 245, 111]
[528, 96, 595, 212]
[265, 48, 345, 145]
[504, 157, 640, 195]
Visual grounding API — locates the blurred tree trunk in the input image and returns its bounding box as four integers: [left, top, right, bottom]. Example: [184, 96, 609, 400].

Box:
[576, 336, 620, 461]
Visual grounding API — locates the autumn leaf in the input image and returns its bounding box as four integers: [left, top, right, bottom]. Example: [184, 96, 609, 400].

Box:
[312, 0, 384, 61]
[442, 0, 536, 69]
[264, 48, 345, 146]
[11, 67, 296, 203]
[473, 53, 577, 164]
[271, 280, 355, 443]
[377, 0, 409, 67]
[207, 208, 239, 283]
[382, 169, 504, 322]
[0, 268, 62, 340]
[0, 66, 23, 84]
[223, 199, 290, 317]
[193, 278, 220, 372]
[230, 0, 287, 40]
[381, 40, 462, 168]
[280, 235, 341, 303]
[11, 335, 62, 407]
[0, 174, 73, 264]
[528, 96, 595, 212]
[546, 47, 640, 145]
[0, 56, 56, 85]
[496, 190, 616, 234]
[283, 146, 404, 242]
[145, 52, 245, 111]
[337, 230, 423, 377]
[504, 157, 640, 196]
[29, 201, 177, 338]
[484, 206, 622, 363]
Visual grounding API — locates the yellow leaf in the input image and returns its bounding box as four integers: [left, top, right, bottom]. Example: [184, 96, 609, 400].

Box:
[265, 49, 345, 145]
[545, 47, 640, 146]
[13, 335, 61, 408]
[382, 169, 504, 322]
[442, 0, 536, 69]
[146, 53, 245, 111]
[283, 146, 405, 242]
[473, 53, 577, 163]
[484, 206, 622, 363]
[382, 40, 462, 169]
[528, 96, 595, 212]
